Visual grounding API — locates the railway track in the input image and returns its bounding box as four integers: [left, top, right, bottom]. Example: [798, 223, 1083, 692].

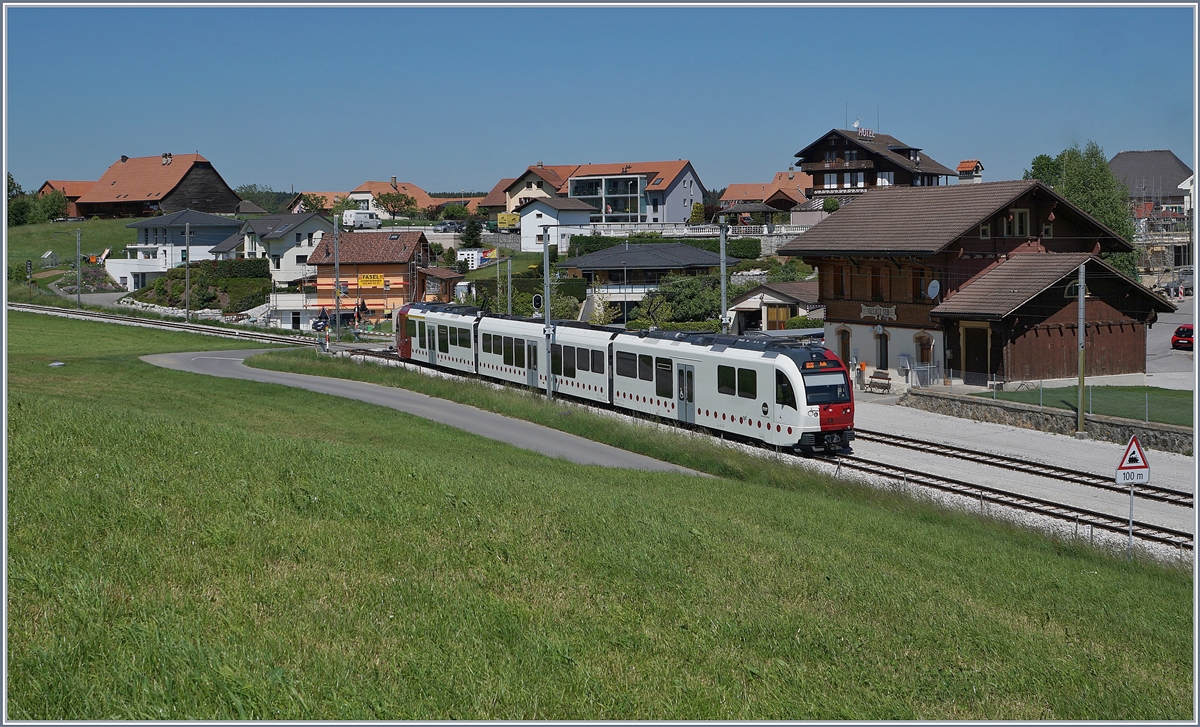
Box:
[855, 429, 1194, 508]
[17, 306, 1191, 552]
[8, 302, 316, 346]
[350, 350, 1194, 552]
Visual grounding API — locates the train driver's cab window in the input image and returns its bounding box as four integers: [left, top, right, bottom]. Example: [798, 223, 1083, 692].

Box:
[638, 354, 653, 381]
[406, 319, 417, 338]
[616, 351, 637, 378]
[776, 371, 797, 410]
[717, 365, 736, 396]
[514, 338, 525, 368]
[802, 371, 851, 404]
[737, 368, 757, 399]
[438, 326, 449, 353]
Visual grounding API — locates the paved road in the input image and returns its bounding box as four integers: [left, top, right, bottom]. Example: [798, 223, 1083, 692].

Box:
[141, 349, 706, 477]
[1147, 305, 1194, 376]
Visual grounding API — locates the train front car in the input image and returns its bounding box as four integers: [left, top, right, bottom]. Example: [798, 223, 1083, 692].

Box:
[779, 347, 854, 454]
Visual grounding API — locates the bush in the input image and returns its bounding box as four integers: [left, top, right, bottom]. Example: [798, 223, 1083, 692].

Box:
[785, 316, 823, 329]
[474, 278, 587, 303]
[7, 195, 32, 227]
[625, 319, 720, 332]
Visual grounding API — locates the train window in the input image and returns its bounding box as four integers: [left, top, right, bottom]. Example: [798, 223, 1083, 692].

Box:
[449, 327, 459, 347]
[551, 344, 562, 375]
[717, 365, 736, 396]
[655, 357, 672, 398]
[428, 329, 435, 351]
[776, 371, 797, 410]
[563, 346, 576, 378]
[638, 354, 653, 381]
[803, 371, 851, 405]
[738, 368, 757, 399]
[616, 351, 637, 378]
[460, 327, 470, 348]
[503, 336, 514, 366]
[418, 321, 426, 346]
[576, 347, 590, 373]
[438, 326, 449, 354]
[514, 338, 525, 368]
[592, 349, 605, 375]
[686, 369, 694, 403]
[482, 333, 492, 354]
[406, 318, 416, 337]
[528, 342, 537, 370]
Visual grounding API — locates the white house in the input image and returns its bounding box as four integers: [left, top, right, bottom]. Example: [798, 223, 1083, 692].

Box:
[517, 198, 593, 253]
[209, 212, 334, 287]
[107, 209, 242, 292]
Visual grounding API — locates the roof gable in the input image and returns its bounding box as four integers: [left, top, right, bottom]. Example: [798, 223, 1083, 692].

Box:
[39, 180, 95, 198]
[352, 180, 436, 209]
[77, 154, 213, 204]
[796, 129, 956, 177]
[1108, 150, 1193, 196]
[125, 209, 241, 228]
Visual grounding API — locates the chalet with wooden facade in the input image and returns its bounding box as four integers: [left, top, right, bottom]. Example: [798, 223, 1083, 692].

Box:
[777, 179, 1174, 387]
[306, 230, 462, 320]
[75, 153, 241, 218]
[37, 180, 95, 218]
[726, 281, 823, 334]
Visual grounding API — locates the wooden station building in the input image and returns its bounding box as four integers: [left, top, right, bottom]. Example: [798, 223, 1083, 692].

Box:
[777, 179, 1175, 387]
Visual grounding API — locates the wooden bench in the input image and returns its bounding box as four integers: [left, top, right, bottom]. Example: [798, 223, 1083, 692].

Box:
[864, 370, 892, 394]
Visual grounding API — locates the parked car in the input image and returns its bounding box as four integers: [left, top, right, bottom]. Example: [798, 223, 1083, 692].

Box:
[432, 221, 462, 233]
[343, 210, 381, 229]
[1171, 324, 1193, 350]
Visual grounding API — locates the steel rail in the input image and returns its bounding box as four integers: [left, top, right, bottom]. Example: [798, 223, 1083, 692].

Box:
[833, 454, 1193, 551]
[855, 429, 1193, 507]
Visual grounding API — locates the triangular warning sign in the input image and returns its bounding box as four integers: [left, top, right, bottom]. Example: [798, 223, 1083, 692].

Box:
[1117, 436, 1150, 471]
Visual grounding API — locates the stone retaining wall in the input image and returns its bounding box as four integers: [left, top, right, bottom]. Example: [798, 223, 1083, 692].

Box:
[900, 389, 1193, 455]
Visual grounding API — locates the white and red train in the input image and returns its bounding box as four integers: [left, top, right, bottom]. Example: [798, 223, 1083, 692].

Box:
[394, 302, 854, 454]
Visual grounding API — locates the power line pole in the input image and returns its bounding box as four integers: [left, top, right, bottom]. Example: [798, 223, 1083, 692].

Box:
[184, 222, 191, 322]
[1076, 262, 1087, 438]
[719, 215, 729, 334]
[334, 217, 341, 344]
[74, 228, 82, 309]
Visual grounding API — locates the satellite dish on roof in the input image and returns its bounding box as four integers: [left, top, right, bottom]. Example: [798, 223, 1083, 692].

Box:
[927, 280, 941, 300]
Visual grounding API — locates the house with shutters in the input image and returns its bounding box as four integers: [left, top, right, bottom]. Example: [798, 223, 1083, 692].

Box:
[777, 179, 1174, 388]
[74, 153, 241, 218]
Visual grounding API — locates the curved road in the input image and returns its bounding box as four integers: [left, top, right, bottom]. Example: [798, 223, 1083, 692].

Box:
[142, 350, 706, 477]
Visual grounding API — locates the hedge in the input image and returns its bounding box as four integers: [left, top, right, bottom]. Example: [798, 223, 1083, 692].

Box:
[785, 316, 824, 329]
[473, 278, 588, 302]
[568, 236, 761, 260]
[624, 319, 721, 332]
[167, 258, 270, 280]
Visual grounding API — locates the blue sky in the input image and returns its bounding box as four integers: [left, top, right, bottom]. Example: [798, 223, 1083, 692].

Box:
[5, 5, 1195, 195]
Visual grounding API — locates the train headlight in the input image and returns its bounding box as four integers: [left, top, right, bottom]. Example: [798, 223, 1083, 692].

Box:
[806, 407, 820, 418]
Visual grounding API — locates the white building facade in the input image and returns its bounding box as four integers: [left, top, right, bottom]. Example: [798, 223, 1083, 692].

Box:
[518, 199, 593, 253]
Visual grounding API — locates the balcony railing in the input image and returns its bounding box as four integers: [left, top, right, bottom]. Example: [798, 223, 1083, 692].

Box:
[799, 160, 876, 172]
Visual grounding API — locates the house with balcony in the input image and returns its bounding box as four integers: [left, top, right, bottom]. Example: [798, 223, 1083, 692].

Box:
[106, 209, 243, 292]
[777, 180, 1174, 389]
[209, 212, 333, 285]
[789, 128, 956, 225]
[499, 160, 705, 225]
[75, 153, 241, 218]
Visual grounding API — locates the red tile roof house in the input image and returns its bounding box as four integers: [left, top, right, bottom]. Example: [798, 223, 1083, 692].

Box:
[74, 153, 241, 218]
[720, 171, 814, 222]
[37, 180, 95, 218]
[500, 160, 706, 226]
[284, 191, 350, 215]
[777, 179, 1174, 389]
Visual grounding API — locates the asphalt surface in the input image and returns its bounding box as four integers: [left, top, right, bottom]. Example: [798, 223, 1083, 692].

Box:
[140, 349, 706, 477]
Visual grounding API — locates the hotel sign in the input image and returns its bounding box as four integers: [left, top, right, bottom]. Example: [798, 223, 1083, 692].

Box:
[358, 274, 385, 288]
[860, 304, 897, 321]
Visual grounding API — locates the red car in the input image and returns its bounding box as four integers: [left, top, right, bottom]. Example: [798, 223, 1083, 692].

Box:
[1171, 324, 1193, 350]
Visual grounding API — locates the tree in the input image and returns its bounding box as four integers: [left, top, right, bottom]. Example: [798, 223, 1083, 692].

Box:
[8, 172, 23, 201]
[688, 202, 706, 225]
[1040, 141, 1139, 278]
[588, 292, 617, 326]
[330, 194, 358, 220]
[630, 274, 756, 324]
[823, 197, 840, 213]
[1022, 154, 1062, 187]
[441, 204, 469, 220]
[235, 184, 287, 214]
[442, 245, 457, 266]
[32, 189, 68, 223]
[460, 218, 483, 248]
[421, 204, 441, 221]
[374, 191, 416, 220]
[297, 193, 328, 214]
[7, 194, 32, 227]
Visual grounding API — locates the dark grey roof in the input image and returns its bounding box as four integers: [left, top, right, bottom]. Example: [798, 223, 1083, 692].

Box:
[209, 231, 244, 254]
[1108, 150, 1193, 199]
[558, 243, 738, 272]
[242, 212, 330, 240]
[125, 208, 241, 228]
[929, 253, 1173, 320]
[796, 129, 957, 177]
[235, 199, 268, 214]
[516, 197, 596, 213]
[777, 180, 1133, 257]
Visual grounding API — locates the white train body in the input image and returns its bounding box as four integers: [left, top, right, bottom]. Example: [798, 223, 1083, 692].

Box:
[395, 303, 854, 453]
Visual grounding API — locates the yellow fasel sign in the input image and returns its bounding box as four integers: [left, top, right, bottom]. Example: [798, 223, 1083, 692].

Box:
[497, 213, 520, 230]
[358, 274, 385, 288]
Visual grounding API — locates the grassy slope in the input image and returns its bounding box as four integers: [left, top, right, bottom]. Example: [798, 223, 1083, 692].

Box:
[978, 385, 1193, 428]
[6, 313, 1193, 720]
[6, 218, 136, 268]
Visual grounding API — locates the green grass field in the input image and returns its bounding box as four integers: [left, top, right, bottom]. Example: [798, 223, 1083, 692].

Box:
[6, 218, 136, 269]
[6, 313, 1193, 719]
[977, 385, 1194, 427]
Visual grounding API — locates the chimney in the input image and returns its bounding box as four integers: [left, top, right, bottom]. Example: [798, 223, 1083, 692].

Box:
[391, 175, 397, 189]
[537, 161, 543, 167]
[120, 155, 128, 163]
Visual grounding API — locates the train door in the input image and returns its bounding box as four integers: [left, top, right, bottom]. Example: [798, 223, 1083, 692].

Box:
[397, 308, 412, 358]
[774, 369, 798, 430]
[527, 341, 538, 388]
[676, 363, 695, 424]
[426, 323, 437, 365]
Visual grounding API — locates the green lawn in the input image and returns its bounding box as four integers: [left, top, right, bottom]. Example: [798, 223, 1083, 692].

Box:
[6, 313, 1193, 720]
[465, 251, 545, 281]
[977, 385, 1194, 427]
[6, 218, 136, 269]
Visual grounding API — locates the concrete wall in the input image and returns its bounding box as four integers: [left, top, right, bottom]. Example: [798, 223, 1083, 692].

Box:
[900, 388, 1193, 455]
